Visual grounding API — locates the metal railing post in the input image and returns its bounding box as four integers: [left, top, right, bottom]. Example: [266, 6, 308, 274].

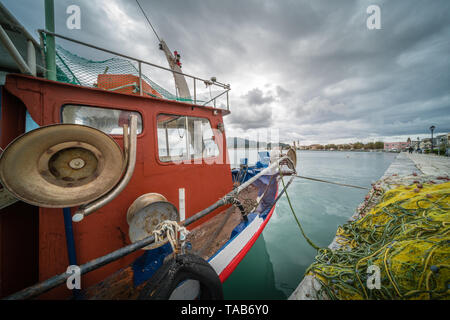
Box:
[193, 78, 196, 105]
[138, 61, 143, 96]
[0, 25, 32, 74]
[27, 40, 36, 76]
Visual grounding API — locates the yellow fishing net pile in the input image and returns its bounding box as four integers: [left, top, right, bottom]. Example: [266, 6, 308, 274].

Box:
[306, 181, 449, 300]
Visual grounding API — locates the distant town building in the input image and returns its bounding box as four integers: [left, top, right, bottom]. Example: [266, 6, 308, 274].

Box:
[309, 144, 322, 150]
[411, 140, 420, 150]
[436, 134, 449, 150]
[419, 138, 431, 151]
[384, 141, 409, 152]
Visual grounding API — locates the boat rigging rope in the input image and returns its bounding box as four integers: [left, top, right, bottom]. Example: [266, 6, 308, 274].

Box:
[135, 0, 161, 42]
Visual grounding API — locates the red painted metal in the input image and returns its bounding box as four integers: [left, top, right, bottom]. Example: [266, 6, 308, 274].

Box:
[0, 74, 233, 299]
[0, 201, 39, 297]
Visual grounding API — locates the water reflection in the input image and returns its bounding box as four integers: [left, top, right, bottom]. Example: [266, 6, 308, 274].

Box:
[223, 233, 286, 300]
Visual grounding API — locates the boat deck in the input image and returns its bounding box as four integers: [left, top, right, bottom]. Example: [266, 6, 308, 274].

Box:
[81, 183, 260, 299]
[187, 184, 258, 260]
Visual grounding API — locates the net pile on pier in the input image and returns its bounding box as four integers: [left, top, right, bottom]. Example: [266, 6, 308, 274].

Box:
[306, 181, 450, 300]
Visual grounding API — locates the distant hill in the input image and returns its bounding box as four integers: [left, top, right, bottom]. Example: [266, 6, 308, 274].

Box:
[226, 137, 290, 149]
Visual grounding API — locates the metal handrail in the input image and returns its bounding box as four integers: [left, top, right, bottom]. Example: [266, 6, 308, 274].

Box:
[38, 29, 230, 111]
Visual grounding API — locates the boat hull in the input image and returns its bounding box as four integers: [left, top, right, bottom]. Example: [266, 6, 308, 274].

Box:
[81, 174, 279, 299]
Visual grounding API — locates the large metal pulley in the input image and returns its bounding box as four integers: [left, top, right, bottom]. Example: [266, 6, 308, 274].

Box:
[0, 124, 125, 208]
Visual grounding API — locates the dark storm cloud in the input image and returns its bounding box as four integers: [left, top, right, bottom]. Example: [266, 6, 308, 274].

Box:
[228, 104, 273, 130]
[245, 88, 275, 106]
[3, 0, 450, 143]
[227, 88, 274, 129]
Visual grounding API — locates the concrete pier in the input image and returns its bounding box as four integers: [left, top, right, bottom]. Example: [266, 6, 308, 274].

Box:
[289, 152, 450, 300]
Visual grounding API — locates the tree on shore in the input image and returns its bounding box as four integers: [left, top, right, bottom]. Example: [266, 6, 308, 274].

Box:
[374, 141, 384, 149]
[324, 144, 338, 150]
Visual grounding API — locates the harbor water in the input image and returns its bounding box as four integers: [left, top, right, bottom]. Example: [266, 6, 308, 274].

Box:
[223, 150, 398, 299]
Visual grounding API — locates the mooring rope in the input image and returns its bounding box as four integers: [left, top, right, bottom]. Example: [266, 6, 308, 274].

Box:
[295, 175, 369, 190]
[278, 164, 322, 251]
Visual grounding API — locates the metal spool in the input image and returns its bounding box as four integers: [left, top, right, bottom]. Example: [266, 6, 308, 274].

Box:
[126, 193, 168, 224]
[128, 200, 179, 250]
[0, 124, 125, 208]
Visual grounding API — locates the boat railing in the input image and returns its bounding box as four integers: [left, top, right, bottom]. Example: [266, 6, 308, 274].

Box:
[37, 29, 231, 112]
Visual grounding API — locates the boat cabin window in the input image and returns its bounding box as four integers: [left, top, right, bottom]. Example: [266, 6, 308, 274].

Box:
[157, 114, 219, 162]
[62, 105, 143, 135]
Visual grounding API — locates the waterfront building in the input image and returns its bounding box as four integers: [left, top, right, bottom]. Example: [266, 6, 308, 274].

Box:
[384, 141, 409, 152]
[436, 134, 448, 149]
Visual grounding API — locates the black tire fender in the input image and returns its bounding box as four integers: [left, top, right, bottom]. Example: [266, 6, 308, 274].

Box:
[138, 253, 223, 300]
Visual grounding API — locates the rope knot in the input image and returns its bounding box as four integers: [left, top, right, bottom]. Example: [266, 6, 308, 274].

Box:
[152, 220, 190, 254]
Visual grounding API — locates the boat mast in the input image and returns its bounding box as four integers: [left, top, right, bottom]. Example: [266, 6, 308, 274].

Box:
[44, 0, 56, 80]
[135, 0, 191, 100]
[158, 40, 191, 99]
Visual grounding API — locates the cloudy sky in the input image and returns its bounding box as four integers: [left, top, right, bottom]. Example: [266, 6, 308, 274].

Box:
[3, 0, 450, 144]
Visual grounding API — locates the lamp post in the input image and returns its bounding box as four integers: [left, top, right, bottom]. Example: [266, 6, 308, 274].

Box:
[430, 125, 435, 153]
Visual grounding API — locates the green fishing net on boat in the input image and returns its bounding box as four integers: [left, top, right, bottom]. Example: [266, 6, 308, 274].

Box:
[54, 44, 196, 103]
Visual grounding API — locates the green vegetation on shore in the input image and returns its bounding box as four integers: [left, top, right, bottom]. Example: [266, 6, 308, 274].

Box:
[302, 141, 385, 151]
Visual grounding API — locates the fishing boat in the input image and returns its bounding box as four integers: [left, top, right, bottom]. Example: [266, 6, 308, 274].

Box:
[0, 2, 296, 299]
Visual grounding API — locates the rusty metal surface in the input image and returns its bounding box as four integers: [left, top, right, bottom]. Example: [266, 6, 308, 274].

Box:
[82, 265, 140, 300]
[39, 142, 102, 188]
[128, 200, 179, 250]
[126, 193, 167, 224]
[0, 124, 125, 208]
